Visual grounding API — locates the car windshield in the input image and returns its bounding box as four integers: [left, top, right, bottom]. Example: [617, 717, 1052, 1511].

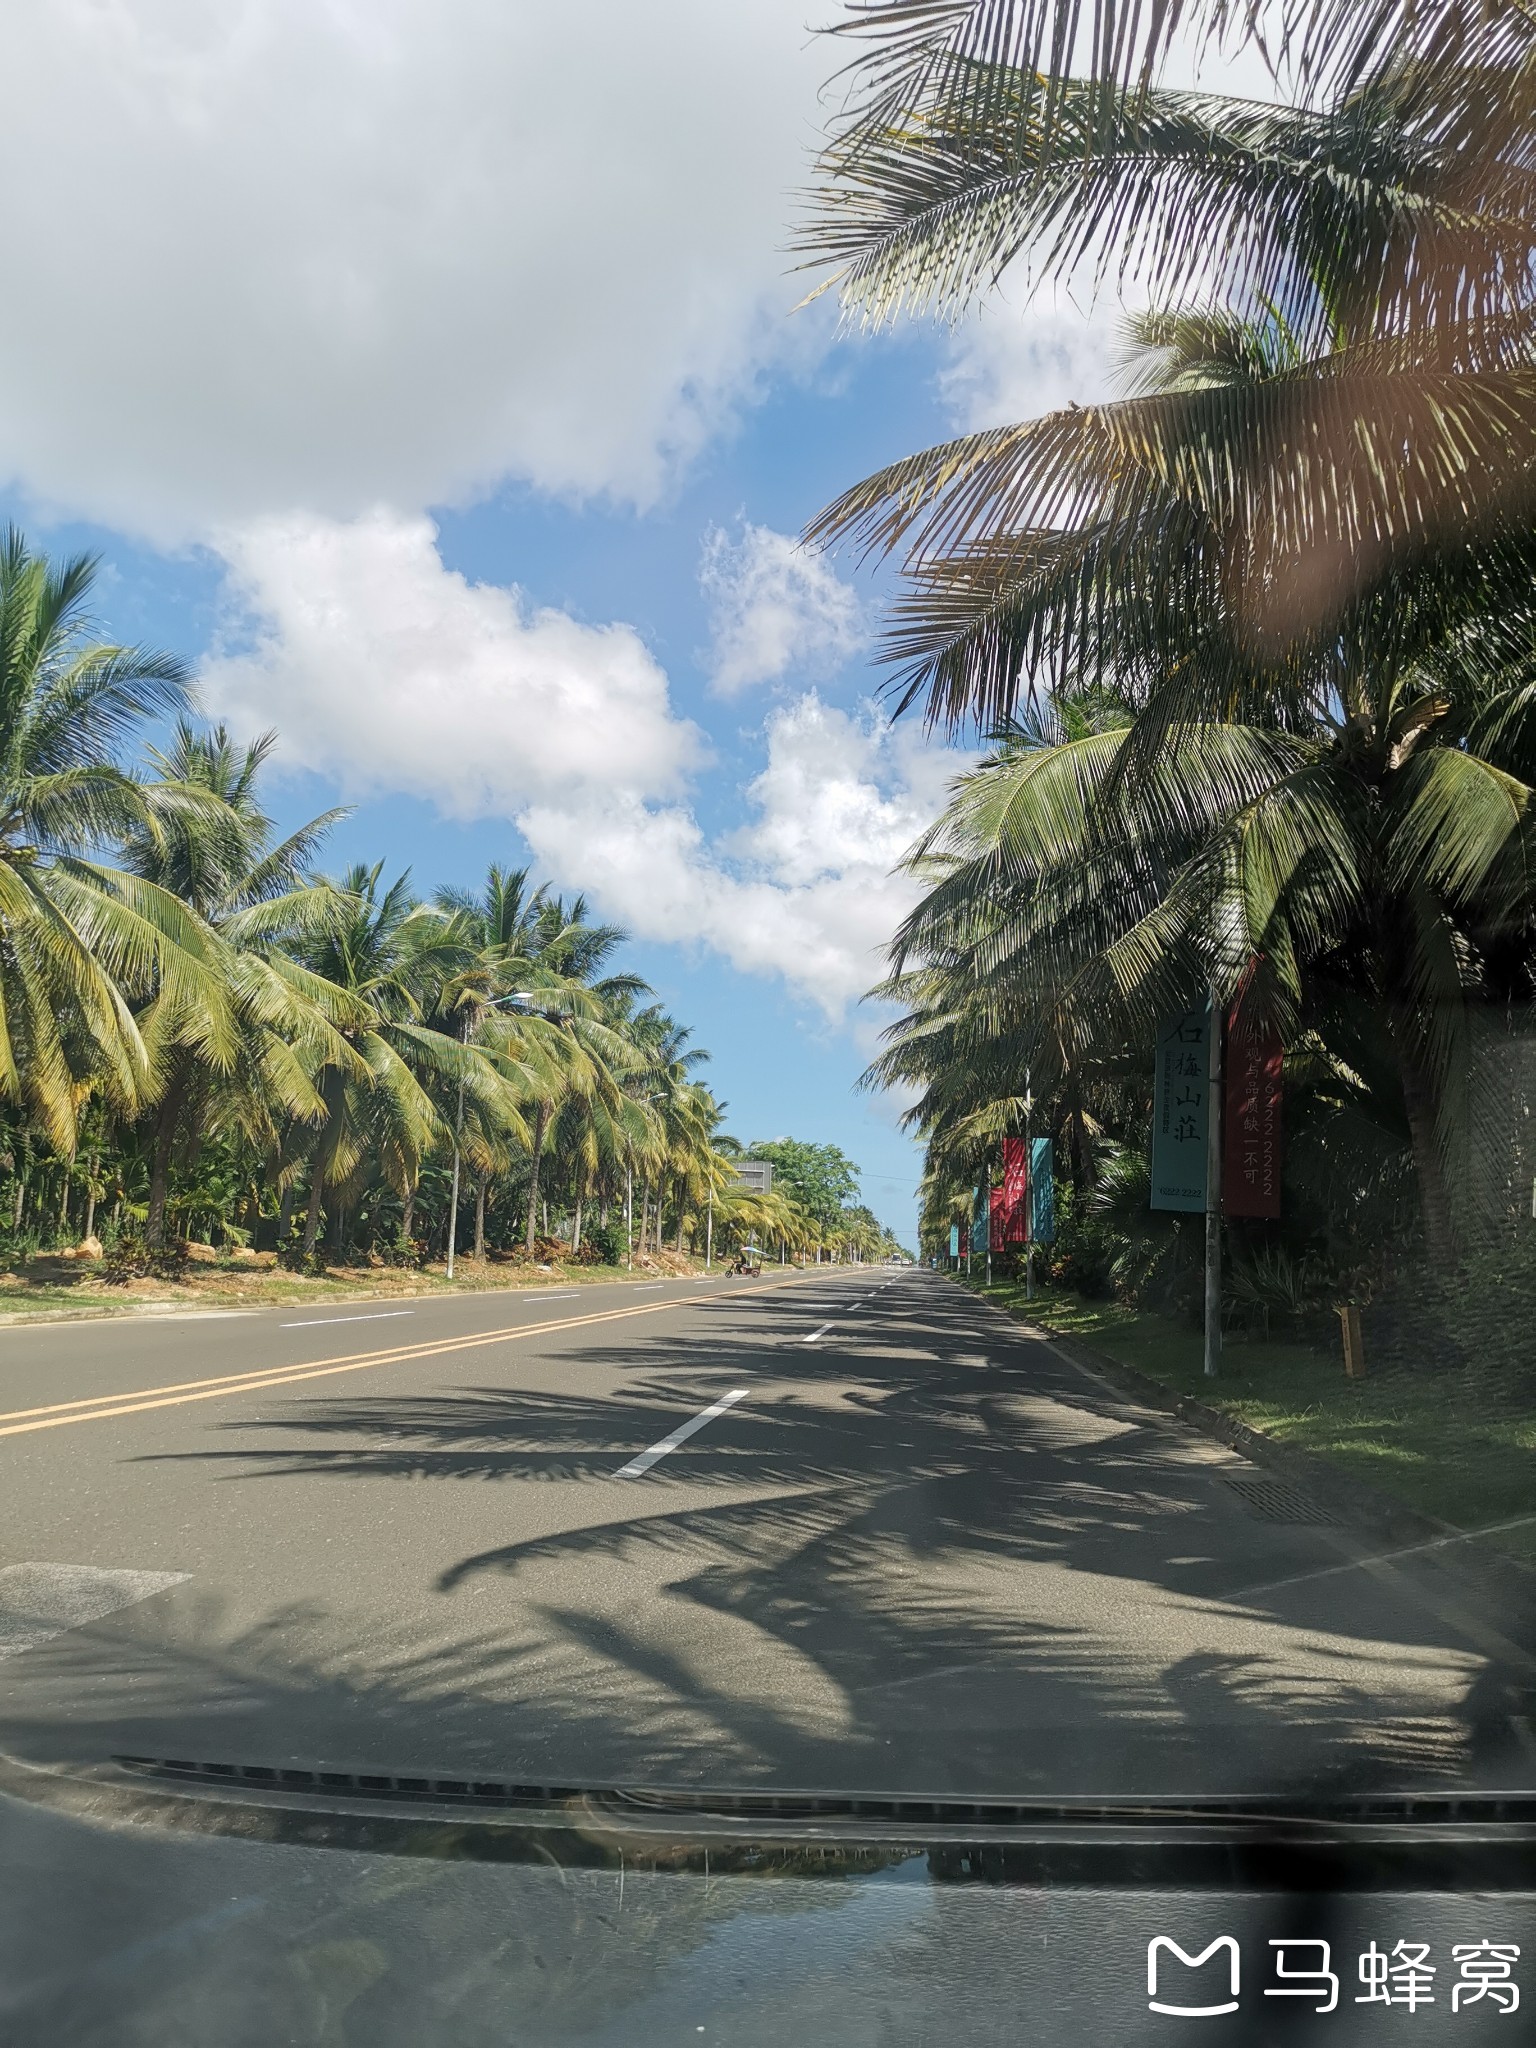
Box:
[1, 1, 1535, 2040]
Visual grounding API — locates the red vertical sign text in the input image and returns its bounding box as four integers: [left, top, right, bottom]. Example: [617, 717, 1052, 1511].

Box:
[1223, 1015, 1283, 1219]
[1001, 1135, 1031, 1244]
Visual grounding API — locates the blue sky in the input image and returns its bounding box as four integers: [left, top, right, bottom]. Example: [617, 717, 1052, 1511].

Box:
[0, 2, 1123, 1248]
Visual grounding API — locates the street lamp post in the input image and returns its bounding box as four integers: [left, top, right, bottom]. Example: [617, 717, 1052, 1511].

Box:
[445, 1064, 467, 1281]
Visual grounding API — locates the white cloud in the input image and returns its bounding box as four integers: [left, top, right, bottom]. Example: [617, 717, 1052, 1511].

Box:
[939, 293, 1122, 433]
[0, 0, 828, 539]
[205, 511, 964, 1018]
[700, 522, 864, 694]
[204, 509, 706, 812]
[525, 694, 963, 1017]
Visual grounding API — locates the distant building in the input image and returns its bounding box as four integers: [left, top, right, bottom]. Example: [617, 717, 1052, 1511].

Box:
[733, 1160, 774, 1194]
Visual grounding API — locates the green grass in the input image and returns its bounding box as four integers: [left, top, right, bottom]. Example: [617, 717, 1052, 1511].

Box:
[961, 1275, 1536, 1562]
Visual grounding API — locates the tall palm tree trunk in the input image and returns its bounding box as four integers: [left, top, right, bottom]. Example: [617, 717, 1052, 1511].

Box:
[474, 1174, 487, 1260]
[401, 1183, 415, 1245]
[301, 1170, 326, 1256]
[146, 1057, 191, 1250]
[524, 1102, 548, 1252]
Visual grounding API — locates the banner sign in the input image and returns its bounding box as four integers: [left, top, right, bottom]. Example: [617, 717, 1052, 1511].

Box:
[1224, 1014, 1283, 1218]
[989, 1182, 1006, 1251]
[970, 1184, 988, 1255]
[1030, 1136, 1056, 1244]
[1000, 1136, 1030, 1244]
[1151, 1008, 1211, 1212]
[948, 1223, 960, 1261]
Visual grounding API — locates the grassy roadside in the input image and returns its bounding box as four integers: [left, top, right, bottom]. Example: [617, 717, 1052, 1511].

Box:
[957, 1273, 1536, 1563]
[0, 1253, 713, 1323]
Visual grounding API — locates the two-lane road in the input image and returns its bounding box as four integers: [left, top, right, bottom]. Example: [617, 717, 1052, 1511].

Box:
[1, 1269, 1530, 1797]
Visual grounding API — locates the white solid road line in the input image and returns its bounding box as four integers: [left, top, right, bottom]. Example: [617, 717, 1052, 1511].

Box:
[280, 1310, 416, 1329]
[0, 1562, 189, 1661]
[612, 1389, 750, 1479]
[802, 1322, 833, 1343]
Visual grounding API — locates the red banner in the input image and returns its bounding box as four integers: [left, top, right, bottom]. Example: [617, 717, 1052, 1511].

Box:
[1223, 1014, 1283, 1218]
[999, 1135, 1031, 1244]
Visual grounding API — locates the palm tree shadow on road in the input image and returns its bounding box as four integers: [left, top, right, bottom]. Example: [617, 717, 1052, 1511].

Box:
[101, 1286, 1536, 1797]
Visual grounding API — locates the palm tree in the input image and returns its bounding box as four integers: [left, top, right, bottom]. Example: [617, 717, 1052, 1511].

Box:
[0, 528, 230, 1159]
[806, 10, 1536, 1261]
[294, 864, 503, 1257]
[118, 722, 355, 1248]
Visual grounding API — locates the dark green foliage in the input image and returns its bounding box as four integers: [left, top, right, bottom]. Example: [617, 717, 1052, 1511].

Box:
[577, 1219, 624, 1265]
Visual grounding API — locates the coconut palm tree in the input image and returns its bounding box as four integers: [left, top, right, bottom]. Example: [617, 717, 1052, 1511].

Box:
[117, 722, 356, 1247]
[807, 9, 1536, 1260]
[293, 864, 506, 1256]
[0, 528, 233, 1159]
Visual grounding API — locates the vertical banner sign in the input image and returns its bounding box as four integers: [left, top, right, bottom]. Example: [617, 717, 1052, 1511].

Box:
[989, 1182, 1005, 1251]
[971, 1185, 988, 1256]
[948, 1224, 960, 1261]
[1030, 1136, 1056, 1244]
[1001, 1136, 1030, 1244]
[1224, 1013, 1283, 1218]
[1151, 1009, 1210, 1211]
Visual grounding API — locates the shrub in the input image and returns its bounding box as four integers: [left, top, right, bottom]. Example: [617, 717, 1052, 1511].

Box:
[103, 1231, 190, 1284]
[276, 1237, 330, 1278]
[577, 1220, 624, 1265]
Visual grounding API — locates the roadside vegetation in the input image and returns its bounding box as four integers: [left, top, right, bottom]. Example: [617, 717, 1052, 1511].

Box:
[0, 533, 901, 1303]
[800, 4, 1536, 1454]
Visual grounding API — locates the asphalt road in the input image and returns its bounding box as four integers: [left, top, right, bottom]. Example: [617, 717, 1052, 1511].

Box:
[0, 1267, 1531, 1797]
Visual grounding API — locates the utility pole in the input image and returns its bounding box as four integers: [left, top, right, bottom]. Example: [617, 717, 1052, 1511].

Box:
[1204, 978, 1224, 1379]
[625, 1164, 633, 1271]
[705, 1183, 713, 1271]
[445, 1013, 468, 1280]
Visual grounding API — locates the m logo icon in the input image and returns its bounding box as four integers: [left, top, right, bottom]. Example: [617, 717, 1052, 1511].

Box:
[1148, 1936, 1241, 2016]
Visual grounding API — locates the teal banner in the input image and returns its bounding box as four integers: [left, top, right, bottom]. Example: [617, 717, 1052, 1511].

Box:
[1030, 1136, 1055, 1244]
[1151, 1008, 1211, 1212]
[948, 1223, 960, 1260]
[970, 1184, 988, 1255]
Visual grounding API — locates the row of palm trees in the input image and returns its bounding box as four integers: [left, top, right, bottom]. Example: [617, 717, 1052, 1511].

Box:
[0, 530, 895, 1269]
[808, 0, 1536, 1287]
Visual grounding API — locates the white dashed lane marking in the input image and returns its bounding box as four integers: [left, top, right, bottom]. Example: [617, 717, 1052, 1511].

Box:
[280, 1311, 416, 1329]
[612, 1390, 750, 1479]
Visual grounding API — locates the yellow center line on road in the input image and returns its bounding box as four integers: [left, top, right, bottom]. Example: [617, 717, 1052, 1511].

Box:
[0, 1274, 824, 1441]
